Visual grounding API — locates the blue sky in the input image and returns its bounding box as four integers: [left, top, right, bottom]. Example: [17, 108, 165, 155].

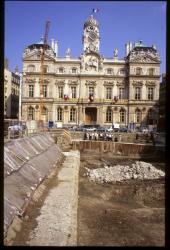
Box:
[5, 1, 166, 74]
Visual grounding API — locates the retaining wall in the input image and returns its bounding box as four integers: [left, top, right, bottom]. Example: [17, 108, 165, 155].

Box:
[72, 140, 165, 159]
[4, 134, 64, 237]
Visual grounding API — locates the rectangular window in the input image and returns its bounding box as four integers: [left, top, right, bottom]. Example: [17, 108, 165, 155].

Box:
[119, 88, 125, 99]
[71, 86, 76, 98]
[89, 87, 94, 96]
[29, 85, 34, 97]
[43, 85, 47, 97]
[135, 87, 141, 100]
[43, 66, 48, 73]
[136, 68, 142, 75]
[72, 68, 77, 74]
[149, 68, 154, 76]
[58, 86, 63, 98]
[107, 69, 112, 74]
[57, 108, 62, 121]
[148, 87, 154, 100]
[106, 109, 112, 122]
[120, 111, 125, 123]
[70, 108, 76, 122]
[120, 69, 125, 75]
[59, 68, 64, 73]
[106, 87, 112, 99]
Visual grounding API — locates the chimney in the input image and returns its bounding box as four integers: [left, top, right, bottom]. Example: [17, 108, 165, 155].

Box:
[152, 44, 156, 50]
[139, 40, 143, 46]
[54, 40, 58, 57]
[129, 42, 133, 52]
[51, 38, 55, 50]
[125, 43, 129, 56]
[5, 58, 9, 69]
[15, 66, 19, 75]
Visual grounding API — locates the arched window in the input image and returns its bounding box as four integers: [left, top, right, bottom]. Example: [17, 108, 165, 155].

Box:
[136, 67, 142, 75]
[135, 109, 142, 123]
[28, 106, 35, 120]
[27, 65, 35, 72]
[57, 107, 63, 121]
[120, 109, 126, 123]
[106, 108, 112, 122]
[70, 107, 76, 122]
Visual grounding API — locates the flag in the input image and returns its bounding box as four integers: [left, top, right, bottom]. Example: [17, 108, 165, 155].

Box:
[92, 8, 99, 13]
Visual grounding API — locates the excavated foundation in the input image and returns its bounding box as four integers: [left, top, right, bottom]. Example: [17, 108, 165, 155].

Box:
[4, 131, 165, 246]
[78, 154, 165, 246]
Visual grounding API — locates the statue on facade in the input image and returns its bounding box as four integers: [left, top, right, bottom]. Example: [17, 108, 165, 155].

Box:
[66, 48, 71, 57]
[114, 48, 118, 57]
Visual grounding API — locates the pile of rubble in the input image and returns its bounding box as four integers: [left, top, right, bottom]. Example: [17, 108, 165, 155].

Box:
[84, 161, 165, 183]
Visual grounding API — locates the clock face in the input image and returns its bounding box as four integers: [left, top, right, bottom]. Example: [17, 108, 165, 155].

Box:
[87, 26, 94, 31]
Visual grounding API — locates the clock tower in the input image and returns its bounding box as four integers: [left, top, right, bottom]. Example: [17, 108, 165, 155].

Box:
[83, 15, 100, 53]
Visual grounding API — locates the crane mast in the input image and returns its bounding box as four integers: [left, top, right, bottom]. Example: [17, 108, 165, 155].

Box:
[39, 20, 50, 126]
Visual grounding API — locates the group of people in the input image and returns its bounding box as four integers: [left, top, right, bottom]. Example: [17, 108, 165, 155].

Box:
[136, 131, 157, 146]
[83, 131, 119, 142]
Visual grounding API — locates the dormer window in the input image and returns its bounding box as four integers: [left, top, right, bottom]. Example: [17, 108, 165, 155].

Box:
[28, 65, 35, 72]
[120, 69, 125, 75]
[148, 68, 154, 76]
[43, 65, 48, 73]
[59, 68, 64, 73]
[136, 67, 142, 75]
[72, 68, 77, 74]
[107, 68, 112, 75]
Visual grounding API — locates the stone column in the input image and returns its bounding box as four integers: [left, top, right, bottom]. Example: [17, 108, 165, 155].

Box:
[78, 106, 84, 125]
[129, 82, 133, 100]
[82, 107, 85, 124]
[96, 106, 100, 124]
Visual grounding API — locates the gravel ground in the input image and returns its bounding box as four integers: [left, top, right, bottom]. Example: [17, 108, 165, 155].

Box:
[10, 150, 80, 246]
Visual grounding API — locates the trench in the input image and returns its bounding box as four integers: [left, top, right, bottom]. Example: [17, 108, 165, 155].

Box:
[4, 132, 165, 246]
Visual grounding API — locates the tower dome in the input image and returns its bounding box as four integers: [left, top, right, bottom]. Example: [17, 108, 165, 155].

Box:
[84, 15, 99, 29]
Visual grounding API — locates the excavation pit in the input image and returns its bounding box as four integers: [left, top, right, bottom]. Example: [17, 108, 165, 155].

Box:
[78, 154, 165, 246]
[4, 134, 165, 246]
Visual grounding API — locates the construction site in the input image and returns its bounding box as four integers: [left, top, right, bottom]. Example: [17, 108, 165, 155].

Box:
[4, 129, 165, 246]
[4, 17, 166, 246]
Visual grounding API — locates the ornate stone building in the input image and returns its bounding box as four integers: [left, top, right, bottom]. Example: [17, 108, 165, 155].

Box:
[4, 60, 20, 119]
[21, 15, 160, 129]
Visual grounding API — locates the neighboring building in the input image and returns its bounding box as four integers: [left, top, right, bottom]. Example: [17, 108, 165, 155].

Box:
[21, 15, 161, 128]
[158, 73, 166, 131]
[4, 61, 20, 119]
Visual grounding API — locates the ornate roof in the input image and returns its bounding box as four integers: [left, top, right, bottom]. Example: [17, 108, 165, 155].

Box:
[84, 15, 99, 28]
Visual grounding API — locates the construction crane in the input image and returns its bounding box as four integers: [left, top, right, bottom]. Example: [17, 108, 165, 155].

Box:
[39, 20, 50, 127]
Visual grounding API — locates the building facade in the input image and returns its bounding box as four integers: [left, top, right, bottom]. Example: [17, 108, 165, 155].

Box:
[21, 15, 160, 129]
[158, 73, 166, 131]
[4, 63, 20, 119]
